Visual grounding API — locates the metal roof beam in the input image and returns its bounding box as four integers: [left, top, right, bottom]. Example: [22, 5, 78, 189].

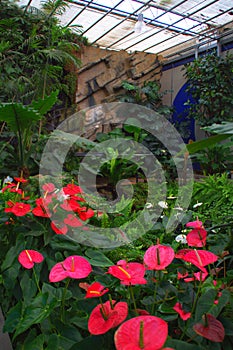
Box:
[147, 6, 233, 54]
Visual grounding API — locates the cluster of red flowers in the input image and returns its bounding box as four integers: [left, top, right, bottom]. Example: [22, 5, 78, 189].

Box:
[3, 179, 95, 235]
[16, 216, 224, 350]
[5, 177, 223, 350]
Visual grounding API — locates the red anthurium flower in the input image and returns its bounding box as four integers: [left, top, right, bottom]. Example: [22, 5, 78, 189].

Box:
[186, 220, 203, 229]
[135, 309, 150, 316]
[42, 183, 56, 193]
[64, 214, 83, 227]
[88, 300, 128, 335]
[193, 314, 225, 342]
[85, 281, 109, 298]
[2, 183, 16, 192]
[78, 207, 95, 221]
[6, 202, 31, 216]
[4, 201, 14, 213]
[144, 245, 175, 270]
[114, 315, 168, 350]
[32, 198, 51, 217]
[187, 228, 207, 247]
[108, 259, 147, 285]
[177, 271, 189, 280]
[175, 249, 192, 260]
[173, 302, 191, 321]
[14, 177, 27, 183]
[51, 221, 68, 235]
[49, 255, 92, 282]
[18, 250, 44, 269]
[182, 250, 218, 271]
[63, 184, 83, 195]
[60, 199, 81, 211]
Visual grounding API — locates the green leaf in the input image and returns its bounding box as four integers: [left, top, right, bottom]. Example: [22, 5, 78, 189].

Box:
[0, 103, 41, 133]
[195, 289, 216, 321]
[203, 122, 233, 135]
[14, 293, 58, 339]
[84, 249, 113, 267]
[208, 289, 230, 318]
[23, 331, 45, 350]
[20, 274, 37, 306]
[3, 301, 22, 333]
[165, 339, 203, 350]
[30, 90, 58, 115]
[186, 134, 231, 154]
[50, 235, 81, 253]
[69, 335, 105, 350]
[42, 283, 72, 303]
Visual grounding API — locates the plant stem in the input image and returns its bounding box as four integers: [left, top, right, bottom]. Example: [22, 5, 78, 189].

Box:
[129, 285, 138, 314]
[32, 267, 41, 293]
[61, 278, 70, 322]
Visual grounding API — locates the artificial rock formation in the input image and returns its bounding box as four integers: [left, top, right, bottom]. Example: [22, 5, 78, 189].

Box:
[76, 46, 163, 110]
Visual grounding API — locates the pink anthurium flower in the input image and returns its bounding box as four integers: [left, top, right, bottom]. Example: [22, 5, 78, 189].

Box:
[114, 315, 169, 350]
[88, 300, 128, 335]
[85, 281, 109, 298]
[49, 255, 92, 282]
[144, 244, 175, 270]
[182, 250, 218, 271]
[193, 314, 225, 342]
[173, 302, 191, 321]
[108, 260, 147, 285]
[186, 228, 207, 247]
[18, 250, 44, 269]
[186, 220, 203, 229]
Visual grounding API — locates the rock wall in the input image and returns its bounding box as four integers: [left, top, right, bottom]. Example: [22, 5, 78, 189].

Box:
[76, 46, 163, 110]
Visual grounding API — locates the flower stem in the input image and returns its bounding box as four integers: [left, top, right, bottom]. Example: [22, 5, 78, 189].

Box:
[32, 267, 41, 293]
[129, 285, 138, 314]
[61, 278, 70, 322]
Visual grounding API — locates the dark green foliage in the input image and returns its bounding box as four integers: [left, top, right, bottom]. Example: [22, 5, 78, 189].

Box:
[0, 0, 85, 104]
[184, 52, 233, 127]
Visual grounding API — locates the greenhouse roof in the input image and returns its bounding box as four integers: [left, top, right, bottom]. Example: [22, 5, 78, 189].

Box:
[18, 0, 233, 58]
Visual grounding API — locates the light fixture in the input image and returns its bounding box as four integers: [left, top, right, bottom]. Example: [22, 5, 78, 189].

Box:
[134, 13, 146, 33]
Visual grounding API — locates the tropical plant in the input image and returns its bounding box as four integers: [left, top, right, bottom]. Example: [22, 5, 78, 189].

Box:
[0, 91, 58, 176]
[1, 177, 233, 349]
[184, 52, 233, 127]
[118, 80, 172, 116]
[0, 0, 86, 105]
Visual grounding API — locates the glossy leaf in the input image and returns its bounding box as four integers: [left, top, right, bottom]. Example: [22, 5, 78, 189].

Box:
[13, 293, 58, 338]
[85, 249, 113, 267]
[193, 314, 225, 342]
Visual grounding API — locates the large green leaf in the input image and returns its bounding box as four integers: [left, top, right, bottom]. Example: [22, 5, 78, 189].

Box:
[186, 134, 231, 154]
[194, 289, 230, 322]
[203, 122, 233, 135]
[84, 248, 113, 267]
[30, 90, 58, 115]
[13, 292, 58, 339]
[165, 339, 204, 350]
[0, 103, 41, 132]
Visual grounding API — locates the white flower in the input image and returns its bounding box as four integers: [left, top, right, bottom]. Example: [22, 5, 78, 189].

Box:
[175, 234, 187, 244]
[158, 201, 168, 209]
[3, 176, 13, 185]
[145, 202, 153, 209]
[193, 202, 203, 208]
[56, 189, 70, 202]
[174, 206, 183, 211]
